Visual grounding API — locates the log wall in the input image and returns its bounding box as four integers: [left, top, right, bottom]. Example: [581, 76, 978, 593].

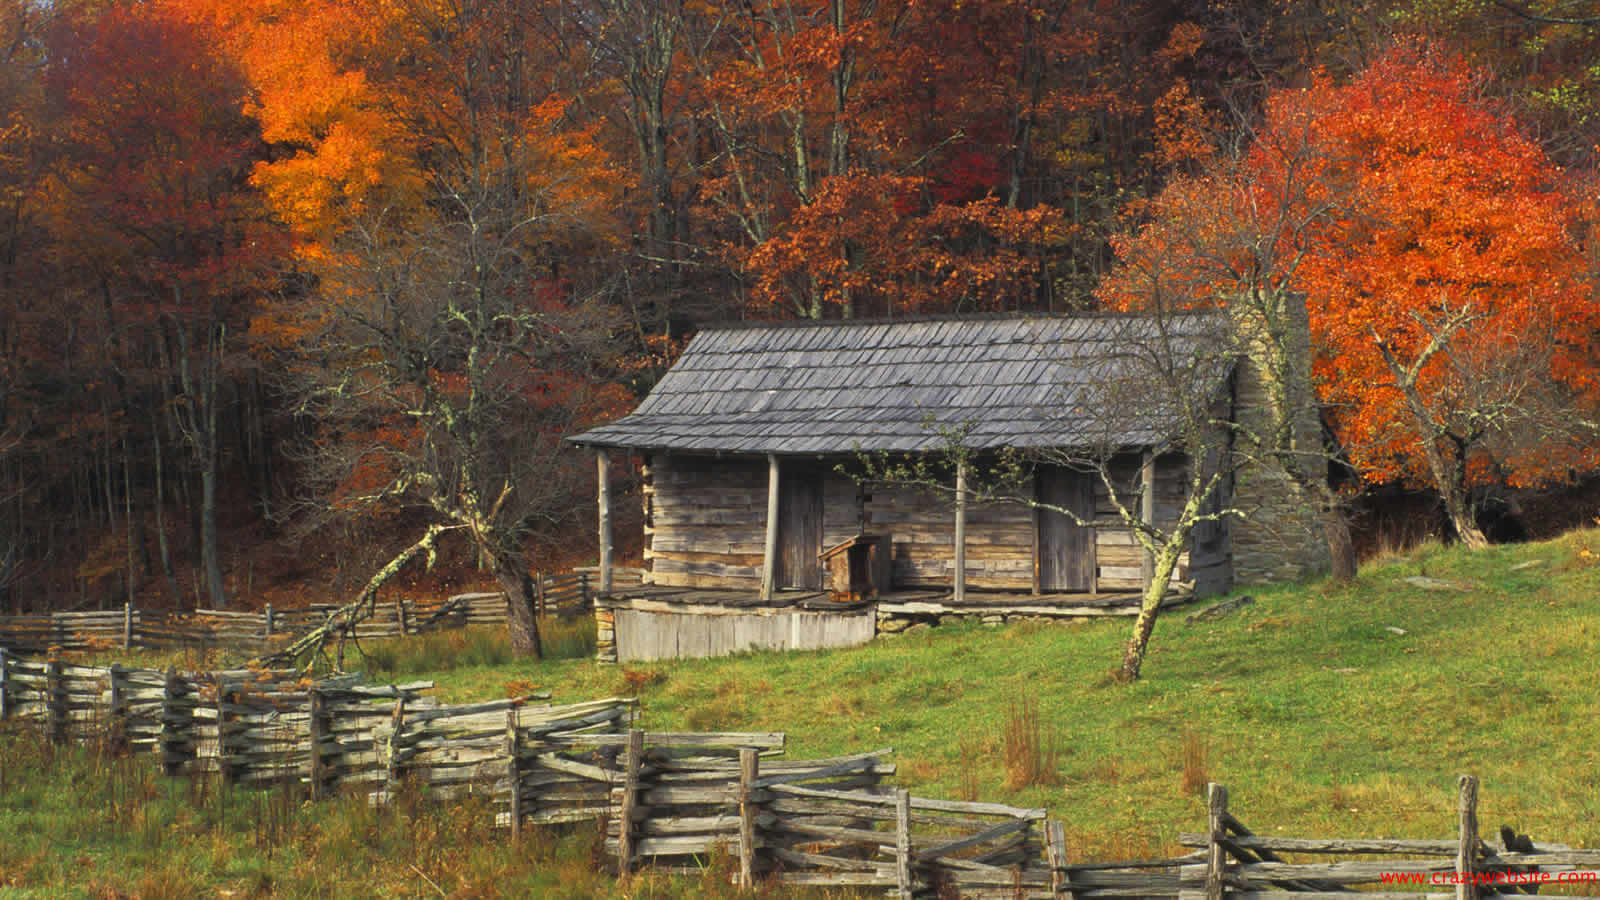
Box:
[645, 451, 1234, 596]
[863, 482, 1034, 589]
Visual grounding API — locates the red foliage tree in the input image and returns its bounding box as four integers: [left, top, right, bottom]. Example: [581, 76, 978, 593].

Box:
[1104, 43, 1600, 549]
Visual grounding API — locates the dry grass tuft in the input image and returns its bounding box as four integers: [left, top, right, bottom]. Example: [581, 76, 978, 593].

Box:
[1002, 694, 1061, 791]
[958, 738, 984, 801]
[1179, 728, 1209, 796]
[618, 667, 667, 694]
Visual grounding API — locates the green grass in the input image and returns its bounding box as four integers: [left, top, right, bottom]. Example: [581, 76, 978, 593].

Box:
[401, 528, 1600, 860]
[8, 527, 1600, 894]
[0, 728, 859, 898]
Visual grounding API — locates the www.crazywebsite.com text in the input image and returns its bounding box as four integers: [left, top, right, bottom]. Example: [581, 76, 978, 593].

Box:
[1379, 871, 1599, 886]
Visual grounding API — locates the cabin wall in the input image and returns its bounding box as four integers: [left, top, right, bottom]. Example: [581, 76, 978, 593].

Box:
[643, 451, 1231, 596]
[643, 454, 862, 589]
[1089, 453, 1192, 592]
[643, 454, 765, 589]
[863, 483, 1034, 590]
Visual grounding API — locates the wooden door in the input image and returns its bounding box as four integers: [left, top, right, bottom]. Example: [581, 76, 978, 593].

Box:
[776, 465, 823, 590]
[1036, 465, 1094, 592]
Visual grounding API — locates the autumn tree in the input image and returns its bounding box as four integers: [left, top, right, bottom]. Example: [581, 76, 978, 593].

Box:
[33, 1, 277, 609]
[225, 0, 632, 656]
[682, 0, 1092, 319]
[1105, 43, 1600, 552]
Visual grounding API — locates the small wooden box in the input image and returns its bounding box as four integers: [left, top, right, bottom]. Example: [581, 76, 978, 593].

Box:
[819, 533, 892, 602]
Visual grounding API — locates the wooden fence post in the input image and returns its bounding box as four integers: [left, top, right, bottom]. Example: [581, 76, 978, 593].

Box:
[384, 695, 407, 799]
[1206, 782, 1228, 900]
[0, 646, 9, 721]
[107, 664, 126, 753]
[895, 788, 914, 900]
[395, 599, 407, 636]
[739, 747, 759, 887]
[159, 667, 187, 777]
[264, 604, 274, 638]
[216, 678, 236, 787]
[1046, 819, 1071, 899]
[1457, 775, 1479, 900]
[506, 705, 522, 839]
[46, 658, 65, 745]
[535, 574, 546, 618]
[308, 687, 325, 800]
[122, 602, 132, 650]
[617, 728, 644, 874]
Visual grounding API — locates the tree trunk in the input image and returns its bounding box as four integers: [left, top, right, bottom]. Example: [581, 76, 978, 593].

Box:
[1443, 486, 1489, 550]
[1324, 502, 1357, 583]
[1120, 546, 1182, 681]
[201, 452, 226, 609]
[254, 523, 456, 670]
[151, 411, 180, 605]
[484, 542, 543, 659]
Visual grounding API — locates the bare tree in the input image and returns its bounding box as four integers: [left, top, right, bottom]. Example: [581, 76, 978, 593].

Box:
[275, 0, 632, 661]
[287, 191, 624, 659]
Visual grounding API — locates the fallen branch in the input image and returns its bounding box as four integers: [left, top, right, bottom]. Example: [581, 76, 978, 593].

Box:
[252, 523, 462, 671]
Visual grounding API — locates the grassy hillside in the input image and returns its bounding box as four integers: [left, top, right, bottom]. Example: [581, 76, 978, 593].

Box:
[4, 527, 1600, 896]
[401, 528, 1600, 858]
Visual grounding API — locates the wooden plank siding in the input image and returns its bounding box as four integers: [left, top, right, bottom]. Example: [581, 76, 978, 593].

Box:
[613, 608, 876, 662]
[644, 450, 1225, 596]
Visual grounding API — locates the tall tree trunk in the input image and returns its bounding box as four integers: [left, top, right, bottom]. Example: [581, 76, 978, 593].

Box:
[201, 458, 225, 609]
[123, 434, 137, 609]
[1442, 479, 1489, 550]
[1375, 310, 1490, 551]
[482, 539, 543, 659]
[151, 409, 180, 605]
[175, 317, 228, 609]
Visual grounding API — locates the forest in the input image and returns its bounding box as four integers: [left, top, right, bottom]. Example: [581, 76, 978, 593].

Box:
[3, 0, 1600, 620]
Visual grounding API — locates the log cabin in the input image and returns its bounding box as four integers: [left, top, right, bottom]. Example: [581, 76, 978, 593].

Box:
[569, 314, 1328, 662]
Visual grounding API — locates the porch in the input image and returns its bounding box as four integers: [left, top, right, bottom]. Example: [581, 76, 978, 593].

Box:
[598, 584, 1195, 616]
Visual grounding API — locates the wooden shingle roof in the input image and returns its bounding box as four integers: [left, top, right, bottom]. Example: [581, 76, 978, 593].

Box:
[569, 315, 1231, 455]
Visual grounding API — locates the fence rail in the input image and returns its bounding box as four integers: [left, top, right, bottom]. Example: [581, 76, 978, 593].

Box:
[0, 648, 1065, 896]
[0, 568, 645, 656]
[2, 648, 1583, 897]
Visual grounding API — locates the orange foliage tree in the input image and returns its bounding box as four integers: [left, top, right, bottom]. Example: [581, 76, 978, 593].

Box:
[685, 0, 1095, 319]
[203, 0, 634, 655]
[1104, 44, 1600, 550]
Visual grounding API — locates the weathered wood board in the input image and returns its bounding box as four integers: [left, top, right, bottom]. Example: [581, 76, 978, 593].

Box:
[613, 608, 876, 663]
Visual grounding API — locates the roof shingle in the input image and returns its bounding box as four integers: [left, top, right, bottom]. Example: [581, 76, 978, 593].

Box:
[569, 315, 1230, 455]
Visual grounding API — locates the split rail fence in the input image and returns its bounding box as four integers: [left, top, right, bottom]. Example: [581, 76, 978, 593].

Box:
[0, 568, 643, 656]
[1173, 776, 1600, 900]
[2, 653, 1594, 897]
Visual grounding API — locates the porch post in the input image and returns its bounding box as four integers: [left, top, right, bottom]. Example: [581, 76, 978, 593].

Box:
[1140, 450, 1155, 591]
[761, 454, 780, 603]
[954, 457, 967, 603]
[597, 448, 613, 596]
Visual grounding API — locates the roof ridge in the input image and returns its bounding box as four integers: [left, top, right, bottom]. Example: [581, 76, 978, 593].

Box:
[694, 310, 1219, 332]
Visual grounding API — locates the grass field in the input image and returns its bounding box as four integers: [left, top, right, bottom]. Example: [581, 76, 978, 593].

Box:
[4, 527, 1600, 896]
